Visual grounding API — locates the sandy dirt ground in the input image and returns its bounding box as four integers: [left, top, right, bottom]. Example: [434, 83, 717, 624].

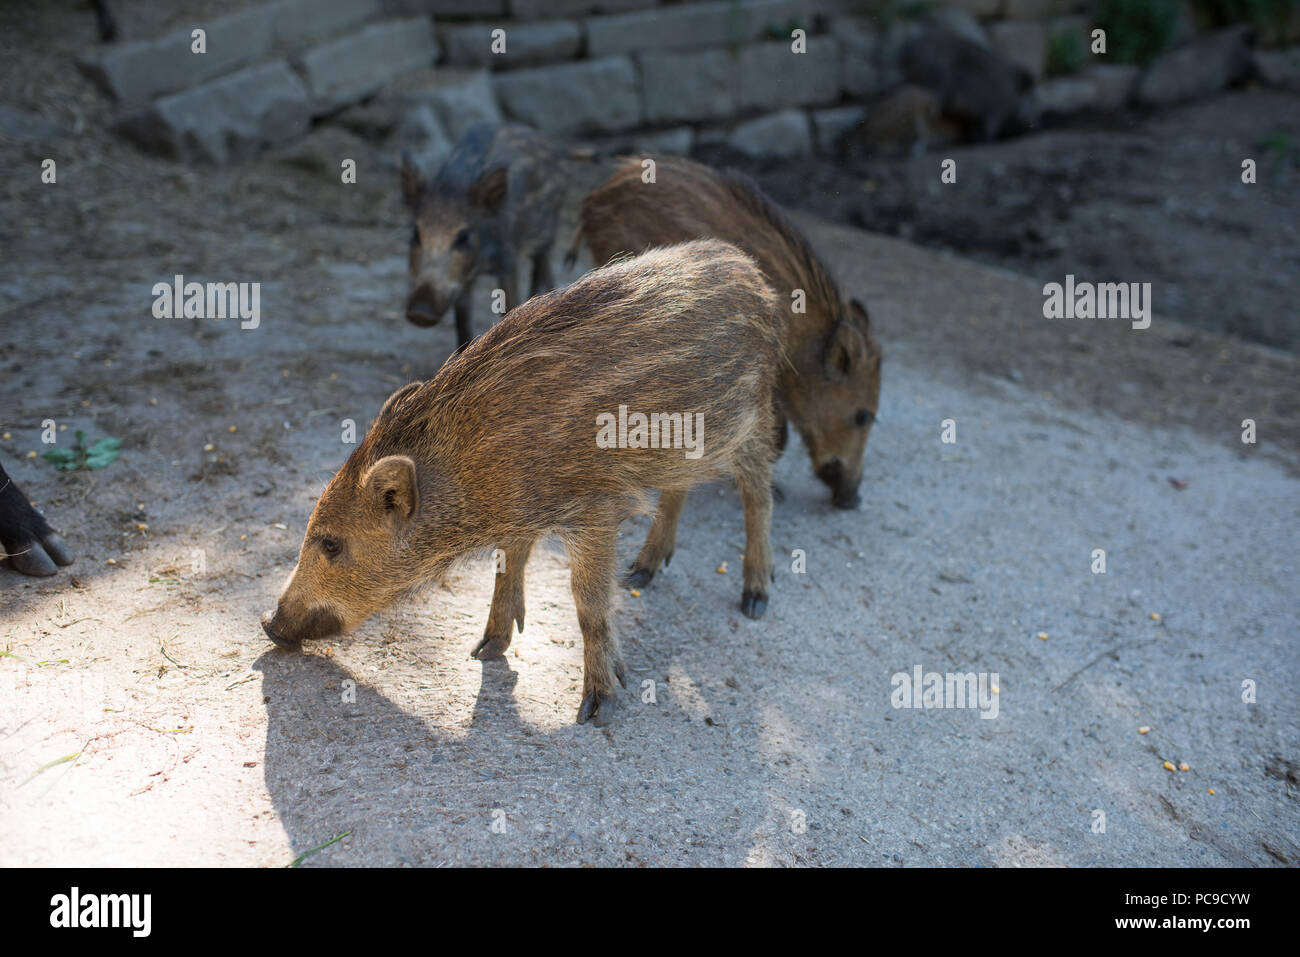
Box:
[2, 3, 1298, 867]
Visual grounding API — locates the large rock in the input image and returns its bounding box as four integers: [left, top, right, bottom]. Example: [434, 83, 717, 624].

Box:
[1036, 75, 1096, 114]
[988, 20, 1047, 79]
[509, 0, 653, 17]
[441, 20, 581, 68]
[407, 69, 504, 142]
[586, 0, 826, 56]
[494, 56, 640, 133]
[294, 18, 437, 113]
[115, 61, 312, 164]
[1136, 26, 1254, 105]
[77, 5, 276, 105]
[728, 108, 813, 159]
[923, 7, 989, 49]
[1084, 63, 1138, 110]
[633, 126, 694, 156]
[736, 38, 841, 112]
[271, 0, 383, 50]
[401, 0, 505, 16]
[837, 17, 882, 98]
[810, 105, 866, 155]
[639, 49, 736, 124]
[392, 103, 454, 172]
[1253, 47, 1300, 93]
[948, 0, 1002, 15]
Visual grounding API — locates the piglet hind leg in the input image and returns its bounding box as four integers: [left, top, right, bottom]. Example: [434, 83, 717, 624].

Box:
[622, 488, 687, 588]
[529, 243, 555, 297]
[472, 538, 535, 660]
[564, 522, 627, 727]
[735, 449, 775, 619]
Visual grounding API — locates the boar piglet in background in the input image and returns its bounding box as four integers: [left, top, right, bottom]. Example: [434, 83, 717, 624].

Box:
[401, 122, 568, 349]
[262, 239, 785, 726]
[573, 155, 881, 511]
[900, 29, 1040, 143]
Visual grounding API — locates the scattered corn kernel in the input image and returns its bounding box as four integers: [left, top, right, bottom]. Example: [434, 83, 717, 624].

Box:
[136, 523, 148, 531]
[1150, 612, 1160, 620]
[1138, 726, 1150, 734]
[1178, 762, 1190, 771]
[630, 589, 641, 598]
[106, 558, 116, 565]
[26, 450, 36, 458]
[1208, 788, 1215, 795]
[203, 443, 215, 452]
[716, 561, 728, 574]
[1163, 761, 1176, 771]
[1036, 632, 1048, 640]
[1, 432, 10, 440]
[991, 685, 1000, 694]
[240, 534, 247, 541]
[228, 425, 237, 433]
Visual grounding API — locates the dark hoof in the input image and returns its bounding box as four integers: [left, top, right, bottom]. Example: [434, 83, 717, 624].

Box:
[740, 589, 768, 619]
[622, 566, 655, 588]
[471, 633, 511, 660]
[832, 489, 861, 510]
[9, 542, 57, 577]
[578, 688, 619, 727]
[405, 310, 443, 328]
[42, 532, 74, 566]
[771, 482, 785, 504]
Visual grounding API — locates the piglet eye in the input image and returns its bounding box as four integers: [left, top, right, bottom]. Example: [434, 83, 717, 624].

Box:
[453, 228, 473, 250]
[320, 537, 341, 558]
[855, 409, 875, 427]
[410, 227, 419, 246]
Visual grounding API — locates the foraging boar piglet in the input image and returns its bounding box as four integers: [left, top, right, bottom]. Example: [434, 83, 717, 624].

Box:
[262, 239, 784, 726]
[900, 30, 1039, 142]
[401, 122, 568, 349]
[572, 155, 881, 513]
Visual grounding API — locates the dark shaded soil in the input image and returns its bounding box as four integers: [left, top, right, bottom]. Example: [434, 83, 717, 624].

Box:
[709, 89, 1300, 351]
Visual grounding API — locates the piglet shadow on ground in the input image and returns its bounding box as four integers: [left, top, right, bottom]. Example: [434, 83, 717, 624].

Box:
[252, 647, 531, 866]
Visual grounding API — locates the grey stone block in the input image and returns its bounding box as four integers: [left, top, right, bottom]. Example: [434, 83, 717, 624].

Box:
[400, 67, 504, 142]
[736, 37, 841, 111]
[587, 0, 826, 57]
[77, 5, 275, 105]
[294, 17, 438, 113]
[1254, 47, 1300, 93]
[924, 7, 990, 48]
[1036, 75, 1095, 114]
[988, 19, 1047, 79]
[728, 108, 812, 158]
[510, 0, 652, 18]
[632, 126, 695, 155]
[494, 55, 640, 133]
[1084, 63, 1137, 110]
[441, 20, 581, 67]
[115, 60, 312, 164]
[810, 104, 865, 155]
[1136, 26, 1254, 106]
[837, 17, 882, 98]
[639, 48, 737, 124]
[272, 0, 383, 50]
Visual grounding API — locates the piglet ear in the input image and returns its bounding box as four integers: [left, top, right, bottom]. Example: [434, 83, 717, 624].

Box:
[849, 297, 871, 329]
[470, 166, 508, 213]
[362, 456, 418, 526]
[400, 152, 424, 209]
[824, 321, 868, 383]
